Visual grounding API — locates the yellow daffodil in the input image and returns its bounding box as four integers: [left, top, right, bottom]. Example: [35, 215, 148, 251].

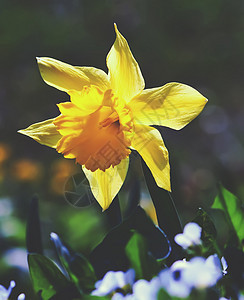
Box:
[18, 24, 207, 210]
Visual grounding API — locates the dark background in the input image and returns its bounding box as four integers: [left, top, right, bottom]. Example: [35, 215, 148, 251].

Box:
[0, 0, 244, 298]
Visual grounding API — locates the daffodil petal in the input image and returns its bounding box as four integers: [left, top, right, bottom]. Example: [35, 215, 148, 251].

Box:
[53, 114, 85, 136]
[131, 124, 171, 191]
[129, 82, 207, 130]
[76, 67, 110, 92]
[82, 157, 129, 210]
[18, 118, 62, 148]
[37, 57, 109, 92]
[57, 102, 84, 117]
[68, 85, 104, 113]
[106, 24, 145, 102]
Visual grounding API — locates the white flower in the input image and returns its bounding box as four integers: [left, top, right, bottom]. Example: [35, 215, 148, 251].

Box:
[109, 276, 162, 300]
[174, 222, 202, 249]
[183, 254, 222, 289]
[0, 281, 15, 300]
[4, 248, 28, 271]
[93, 254, 223, 300]
[130, 277, 161, 300]
[112, 292, 134, 299]
[159, 254, 222, 298]
[0, 281, 25, 300]
[112, 293, 126, 300]
[221, 256, 228, 275]
[159, 261, 192, 298]
[92, 269, 135, 297]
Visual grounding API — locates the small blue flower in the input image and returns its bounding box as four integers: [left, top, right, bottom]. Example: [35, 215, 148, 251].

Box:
[17, 294, 25, 300]
[92, 253, 223, 299]
[159, 260, 191, 298]
[221, 256, 228, 275]
[174, 222, 202, 249]
[112, 277, 162, 300]
[182, 254, 222, 288]
[0, 281, 25, 300]
[91, 269, 135, 297]
[111, 293, 126, 300]
[159, 254, 222, 298]
[0, 281, 16, 300]
[130, 277, 161, 300]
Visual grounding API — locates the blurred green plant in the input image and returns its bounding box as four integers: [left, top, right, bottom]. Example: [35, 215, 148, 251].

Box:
[212, 184, 244, 250]
[25, 179, 244, 299]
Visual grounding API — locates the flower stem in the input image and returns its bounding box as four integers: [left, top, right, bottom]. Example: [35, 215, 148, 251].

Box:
[141, 160, 184, 263]
[124, 178, 141, 219]
[26, 195, 43, 254]
[104, 195, 122, 230]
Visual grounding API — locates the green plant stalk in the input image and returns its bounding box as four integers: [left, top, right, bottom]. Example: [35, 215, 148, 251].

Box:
[104, 195, 122, 230]
[142, 160, 184, 263]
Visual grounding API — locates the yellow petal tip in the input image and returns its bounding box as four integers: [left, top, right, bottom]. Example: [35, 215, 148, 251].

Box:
[36, 57, 43, 64]
[18, 129, 27, 136]
[36, 57, 51, 67]
[17, 129, 30, 137]
[113, 23, 120, 37]
[160, 182, 171, 192]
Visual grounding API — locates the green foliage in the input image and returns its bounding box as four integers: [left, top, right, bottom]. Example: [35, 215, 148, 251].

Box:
[125, 231, 160, 280]
[90, 206, 170, 279]
[26, 196, 43, 254]
[157, 288, 173, 299]
[23, 183, 244, 299]
[157, 288, 190, 300]
[51, 233, 97, 293]
[193, 208, 219, 256]
[81, 296, 110, 300]
[1, 0, 244, 298]
[26, 198, 171, 298]
[28, 253, 73, 300]
[142, 160, 183, 263]
[212, 184, 244, 249]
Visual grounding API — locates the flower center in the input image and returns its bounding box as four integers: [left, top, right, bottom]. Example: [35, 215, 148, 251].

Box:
[173, 270, 181, 281]
[99, 111, 119, 128]
[54, 87, 133, 172]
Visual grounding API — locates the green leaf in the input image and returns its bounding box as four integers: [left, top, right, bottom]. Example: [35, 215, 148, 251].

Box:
[28, 253, 76, 300]
[125, 231, 160, 280]
[141, 159, 183, 263]
[50, 233, 97, 293]
[103, 195, 122, 230]
[49, 294, 109, 300]
[90, 206, 170, 279]
[157, 289, 191, 300]
[81, 296, 110, 300]
[157, 288, 173, 299]
[26, 195, 43, 254]
[124, 178, 141, 218]
[223, 246, 244, 290]
[193, 208, 220, 256]
[212, 185, 244, 248]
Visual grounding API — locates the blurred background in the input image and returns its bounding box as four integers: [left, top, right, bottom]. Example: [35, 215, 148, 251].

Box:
[0, 0, 244, 298]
